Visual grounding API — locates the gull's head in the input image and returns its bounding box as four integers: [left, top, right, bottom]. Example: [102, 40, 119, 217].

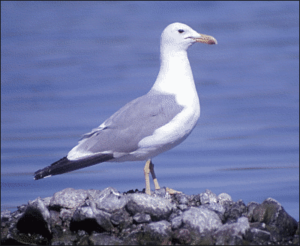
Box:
[161, 22, 217, 52]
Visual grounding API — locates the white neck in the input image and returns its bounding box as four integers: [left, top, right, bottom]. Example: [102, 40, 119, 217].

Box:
[150, 47, 198, 107]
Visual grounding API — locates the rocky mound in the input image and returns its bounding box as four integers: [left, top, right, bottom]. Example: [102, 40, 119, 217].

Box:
[1, 187, 299, 245]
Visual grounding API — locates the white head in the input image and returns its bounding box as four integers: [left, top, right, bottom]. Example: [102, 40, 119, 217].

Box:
[160, 22, 217, 52]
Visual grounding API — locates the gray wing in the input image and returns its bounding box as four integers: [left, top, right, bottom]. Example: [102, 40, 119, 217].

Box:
[75, 90, 184, 155]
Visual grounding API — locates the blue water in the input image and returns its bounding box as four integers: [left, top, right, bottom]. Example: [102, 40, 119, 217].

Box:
[1, 2, 299, 221]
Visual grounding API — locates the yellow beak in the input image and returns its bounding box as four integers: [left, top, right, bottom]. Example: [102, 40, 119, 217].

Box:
[194, 33, 217, 45]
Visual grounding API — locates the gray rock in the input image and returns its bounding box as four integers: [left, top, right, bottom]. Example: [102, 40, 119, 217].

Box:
[94, 210, 114, 232]
[191, 194, 201, 206]
[200, 189, 217, 204]
[110, 209, 133, 229]
[73, 206, 94, 221]
[51, 229, 78, 245]
[182, 207, 222, 234]
[146, 220, 171, 235]
[1, 210, 11, 222]
[126, 193, 173, 221]
[143, 220, 172, 244]
[246, 201, 259, 221]
[214, 217, 250, 245]
[49, 210, 61, 227]
[250, 221, 267, 230]
[73, 201, 113, 232]
[133, 213, 151, 224]
[29, 197, 50, 223]
[50, 188, 88, 209]
[60, 208, 73, 222]
[16, 203, 51, 238]
[187, 195, 197, 207]
[31, 196, 52, 208]
[87, 189, 102, 199]
[171, 215, 182, 230]
[244, 227, 271, 243]
[168, 209, 182, 221]
[42, 196, 52, 207]
[121, 224, 143, 245]
[15, 197, 52, 239]
[153, 187, 168, 198]
[293, 222, 300, 245]
[217, 192, 232, 205]
[252, 197, 298, 239]
[224, 199, 247, 223]
[1, 187, 298, 245]
[89, 233, 124, 245]
[90, 187, 127, 214]
[236, 216, 250, 234]
[178, 204, 188, 211]
[173, 193, 189, 205]
[172, 228, 192, 244]
[203, 202, 226, 222]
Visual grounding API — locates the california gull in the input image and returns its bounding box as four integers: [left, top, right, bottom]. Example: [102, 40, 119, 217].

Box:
[34, 22, 217, 195]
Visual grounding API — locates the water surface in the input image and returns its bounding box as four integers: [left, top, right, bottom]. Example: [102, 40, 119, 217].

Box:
[1, 2, 299, 220]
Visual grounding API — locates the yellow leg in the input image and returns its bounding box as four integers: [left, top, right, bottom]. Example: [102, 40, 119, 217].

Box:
[149, 161, 160, 190]
[144, 159, 151, 195]
[166, 187, 182, 194]
[144, 159, 182, 195]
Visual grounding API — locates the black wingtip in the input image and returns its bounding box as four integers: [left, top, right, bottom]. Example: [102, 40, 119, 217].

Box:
[34, 157, 69, 180]
[34, 154, 114, 180]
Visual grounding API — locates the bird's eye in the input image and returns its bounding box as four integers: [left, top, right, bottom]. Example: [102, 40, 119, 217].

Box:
[178, 29, 184, 33]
